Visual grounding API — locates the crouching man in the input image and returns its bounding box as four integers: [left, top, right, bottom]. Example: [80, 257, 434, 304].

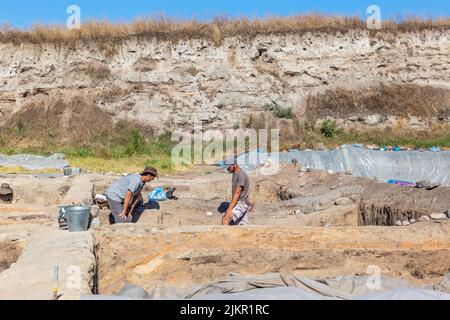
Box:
[222, 160, 252, 226]
[106, 166, 158, 224]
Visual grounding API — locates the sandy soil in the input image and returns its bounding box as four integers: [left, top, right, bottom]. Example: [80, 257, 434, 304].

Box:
[94, 164, 450, 227]
[90, 165, 450, 295]
[96, 223, 450, 294]
[1, 166, 449, 299]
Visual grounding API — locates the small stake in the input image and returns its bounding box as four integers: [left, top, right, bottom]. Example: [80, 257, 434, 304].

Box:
[52, 265, 59, 300]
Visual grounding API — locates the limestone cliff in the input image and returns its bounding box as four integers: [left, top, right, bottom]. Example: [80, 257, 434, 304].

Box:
[0, 28, 449, 135]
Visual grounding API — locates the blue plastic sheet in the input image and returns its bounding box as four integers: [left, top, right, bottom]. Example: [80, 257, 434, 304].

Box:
[148, 187, 167, 202]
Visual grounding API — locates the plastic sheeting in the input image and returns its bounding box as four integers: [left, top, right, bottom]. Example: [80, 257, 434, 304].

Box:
[223, 146, 450, 186]
[435, 273, 450, 293]
[356, 288, 450, 300]
[84, 272, 450, 300]
[195, 288, 450, 300]
[185, 273, 436, 300]
[0, 153, 68, 170]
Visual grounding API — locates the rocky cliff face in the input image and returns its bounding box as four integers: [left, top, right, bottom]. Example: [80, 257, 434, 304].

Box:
[0, 29, 449, 135]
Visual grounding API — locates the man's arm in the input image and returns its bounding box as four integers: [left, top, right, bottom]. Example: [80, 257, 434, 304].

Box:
[130, 191, 142, 206]
[120, 190, 133, 219]
[130, 192, 142, 213]
[126, 192, 142, 221]
[223, 186, 242, 225]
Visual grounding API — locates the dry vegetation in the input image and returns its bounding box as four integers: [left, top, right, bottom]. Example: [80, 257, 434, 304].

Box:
[70, 62, 112, 82]
[0, 95, 133, 149]
[306, 83, 450, 121]
[0, 95, 179, 173]
[0, 15, 449, 46]
[286, 124, 450, 150]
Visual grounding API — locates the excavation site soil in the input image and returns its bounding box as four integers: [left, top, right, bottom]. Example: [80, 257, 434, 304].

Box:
[92, 166, 450, 295]
[0, 164, 449, 299]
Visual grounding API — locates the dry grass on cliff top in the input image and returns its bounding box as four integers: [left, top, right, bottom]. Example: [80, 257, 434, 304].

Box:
[0, 14, 449, 45]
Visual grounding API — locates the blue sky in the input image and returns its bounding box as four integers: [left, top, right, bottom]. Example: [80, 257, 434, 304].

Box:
[1, 0, 449, 29]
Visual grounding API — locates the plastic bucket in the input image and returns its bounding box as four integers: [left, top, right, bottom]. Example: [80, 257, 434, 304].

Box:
[65, 206, 91, 232]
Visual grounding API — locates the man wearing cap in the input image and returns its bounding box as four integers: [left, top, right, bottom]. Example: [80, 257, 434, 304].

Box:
[0, 183, 13, 204]
[222, 160, 251, 226]
[106, 167, 158, 224]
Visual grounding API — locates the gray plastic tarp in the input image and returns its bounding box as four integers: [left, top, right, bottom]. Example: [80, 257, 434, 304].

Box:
[0, 153, 68, 170]
[84, 272, 450, 300]
[224, 146, 450, 186]
[186, 273, 425, 300]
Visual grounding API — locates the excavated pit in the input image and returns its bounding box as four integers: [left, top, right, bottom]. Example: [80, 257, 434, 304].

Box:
[88, 168, 450, 298]
[95, 224, 450, 296]
[0, 175, 78, 228]
[1, 169, 448, 299]
[0, 176, 71, 206]
[358, 203, 424, 226]
[0, 242, 22, 274]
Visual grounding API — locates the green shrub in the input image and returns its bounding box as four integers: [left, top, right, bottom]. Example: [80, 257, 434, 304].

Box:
[321, 118, 338, 138]
[274, 106, 294, 119]
[263, 104, 294, 119]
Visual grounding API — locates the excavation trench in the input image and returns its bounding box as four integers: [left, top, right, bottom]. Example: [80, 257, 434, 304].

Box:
[91, 178, 445, 297]
[94, 225, 450, 296]
[0, 177, 71, 206]
[1, 171, 449, 299]
[358, 203, 424, 226]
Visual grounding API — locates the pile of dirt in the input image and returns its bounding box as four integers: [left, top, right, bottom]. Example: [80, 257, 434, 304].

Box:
[306, 83, 450, 121]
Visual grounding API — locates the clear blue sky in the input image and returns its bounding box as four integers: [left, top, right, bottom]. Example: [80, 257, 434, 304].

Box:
[1, 0, 449, 29]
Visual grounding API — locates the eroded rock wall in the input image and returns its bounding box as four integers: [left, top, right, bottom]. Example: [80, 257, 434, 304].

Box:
[0, 29, 449, 133]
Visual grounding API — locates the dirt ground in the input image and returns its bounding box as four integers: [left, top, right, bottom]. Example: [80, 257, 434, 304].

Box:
[96, 224, 450, 295]
[94, 164, 450, 227]
[1, 165, 450, 299]
[0, 175, 71, 206]
[90, 164, 450, 295]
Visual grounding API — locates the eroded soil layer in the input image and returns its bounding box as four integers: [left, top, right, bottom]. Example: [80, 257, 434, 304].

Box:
[96, 223, 450, 295]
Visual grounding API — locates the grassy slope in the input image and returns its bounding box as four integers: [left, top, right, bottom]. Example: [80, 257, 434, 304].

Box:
[0, 132, 180, 174]
[3, 126, 450, 174]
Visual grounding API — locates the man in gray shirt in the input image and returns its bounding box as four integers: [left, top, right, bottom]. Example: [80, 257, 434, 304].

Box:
[106, 166, 158, 224]
[222, 159, 251, 226]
